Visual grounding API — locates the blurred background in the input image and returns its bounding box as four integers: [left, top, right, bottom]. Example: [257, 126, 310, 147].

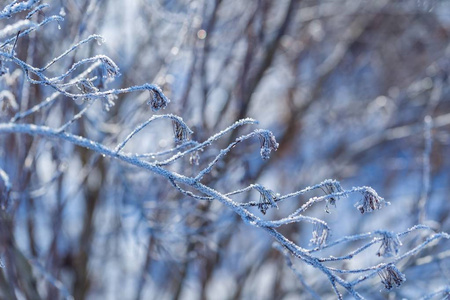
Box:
[1, 0, 450, 299]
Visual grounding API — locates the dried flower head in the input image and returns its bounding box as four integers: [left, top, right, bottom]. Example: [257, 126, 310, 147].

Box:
[99, 56, 120, 78]
[76, 78, 98, 102]
[377, 231, 402, 257]
[378, 264, 406, 290]
[310, 222, 330, 247]
[255, 129, 279, 160]
[171, 116, 193, 144]
[321, 179, 346, 212]
[355, 187, 389, 214]
[77, 79, 98, 94]
[147, 86, 169, 112]
[253, 184, 279, 215]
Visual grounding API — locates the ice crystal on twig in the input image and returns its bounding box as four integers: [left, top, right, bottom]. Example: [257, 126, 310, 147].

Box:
[355, 187, 388, 214]
[253, 184, 279, 214]
[378, 264, 406, 290]
[310, 222, 330, 247]
[377, 231, 402, 257]
[255, 129, 279, 160]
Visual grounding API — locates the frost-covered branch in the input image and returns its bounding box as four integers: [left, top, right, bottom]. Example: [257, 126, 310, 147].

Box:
[0, 0, 40, 19]
[1, 1, 449, 299]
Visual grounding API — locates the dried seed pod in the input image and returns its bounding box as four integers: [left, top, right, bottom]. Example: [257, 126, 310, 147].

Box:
[76, 79, 98, 102]
[77, 79, 98, 94]
[377, 231, 402, 257]
[378, 264, 406, 290]
[356, 187, 389, 214]
[253, 184, 279, 215]
[171, 116, 193, 144]
[321, 179, 346, 212]
[255, 129, 279, 160]
[99, 56, 120, 78]
[147, 86, 169, 112]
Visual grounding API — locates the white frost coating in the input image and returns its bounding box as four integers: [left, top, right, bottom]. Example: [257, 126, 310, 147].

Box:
[156, 118, 258, 166]
[195, 131, 256, 181]
[0, 123, 181, 181]
[0, 15, 64, 49]
[2, 2, 449, 298]
[11, 61, 102, 122]
[0, 0, 40, 19]
[114, 114, 193, 153]
[0, 20, 33, 38]
[25, 3, 49, 19]
[41, 35, 105, 71]
[0, 49, 167, 109]
[1, 122, 449, 299]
